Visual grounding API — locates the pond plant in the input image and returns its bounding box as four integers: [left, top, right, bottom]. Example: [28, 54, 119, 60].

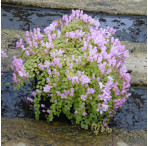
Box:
[11, 10, 131, 134]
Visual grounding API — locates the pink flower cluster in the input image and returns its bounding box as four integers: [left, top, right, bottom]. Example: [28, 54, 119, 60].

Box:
[11, 56, 29, 82]
[65, 30, 85, 40]
[97, 103, 109, 114]
[56, 88, 74, 99]
[67, 71, 90, 85]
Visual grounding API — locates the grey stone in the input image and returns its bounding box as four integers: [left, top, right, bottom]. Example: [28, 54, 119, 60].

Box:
[12, 142, 27, 146]
[1, 0, 147, 16]
[116, 142, 129, 146]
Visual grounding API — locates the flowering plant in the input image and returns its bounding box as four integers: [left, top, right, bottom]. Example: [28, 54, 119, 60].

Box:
[11, 10, 131, 134]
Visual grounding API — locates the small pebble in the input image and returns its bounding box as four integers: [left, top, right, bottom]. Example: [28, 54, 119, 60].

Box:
[116, 142, 129, 146]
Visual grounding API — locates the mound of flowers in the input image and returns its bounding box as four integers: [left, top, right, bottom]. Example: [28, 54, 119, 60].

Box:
[11, 10, 131, 134]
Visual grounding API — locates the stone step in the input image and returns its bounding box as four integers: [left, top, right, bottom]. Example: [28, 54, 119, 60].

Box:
[1, 29, 146, 86]
[1, 117, 147, 146]
[2, 0, 147, 16]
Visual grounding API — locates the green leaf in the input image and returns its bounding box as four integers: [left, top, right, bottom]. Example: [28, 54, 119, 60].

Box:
[130, 88, 135, 92]
[5, 82, 10, 86]
[27, 87, 31, 91]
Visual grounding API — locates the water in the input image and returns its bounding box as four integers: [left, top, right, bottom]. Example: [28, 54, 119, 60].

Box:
[2, 4, 147, 43]
[1, 72, 147, 130]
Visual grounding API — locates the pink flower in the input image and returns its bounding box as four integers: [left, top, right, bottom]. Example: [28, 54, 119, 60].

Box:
[66, 70, 69, 74]
[58, 30, 61, 37]
[59, 63, 62, 68]
[85, 84, 88, 87]
[44, 49, 48, 53]
[74, 111, 78, 114]
[97, 103, 109, 114]
[32, 92, 36, 96]
[56, 72, 60, 76]
[50, 94, 53, 97]
[41, 104, 45, 108]
[70, 63, 73, 69]
[65, 38, 68, 43]
[21, 45, 25, 50]
[25, 50, 29, 56]
[48, 70, 51, 75]
[69, 93, 73, 97]
[41, 40, 44, 46]
[72, 55, 75, 60]
[52, 34, 56, 40]
[78, 56, 81, 61]
[46, 78, 50, 82]
[75, 59, 78, 64]
[55, 49, 64, 56]
[83, 112, 87, 116]
[67, 76, 71, 80]
[71, 88, 74, 93]
[104, 124, 108, 127]
[97, 77, 100, 81]
[27, 97, 33, 102]
[38, 64, 44, 70]
[43, 85, 52, 92]
[53, 69, 57, 74]
[81, 95, 87, 101]
[87, 88, 95, 94]
[92, 75, 95, 80]
[98, 62, 106, 74]
[36, 90, 41, 94]
[79, 74, 90, 85]
[103, 118, 107, 121]
[47, 110, 50, 113]
[32, 51, 35, 54]
[99, 82, 105, 89]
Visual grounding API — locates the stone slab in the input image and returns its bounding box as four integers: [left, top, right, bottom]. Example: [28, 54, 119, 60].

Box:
[2, 0, 147, 16]
[122, 41, 147, 86]
[1, 118, 147, 146]
[1, 29, 147, 86]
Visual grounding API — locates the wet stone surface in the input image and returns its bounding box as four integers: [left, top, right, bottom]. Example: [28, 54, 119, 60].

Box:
[113, 87, 147, 130]
[2, 4, 147, 43]
[1, 72, 34, 119]
[1, 72, 147, 130]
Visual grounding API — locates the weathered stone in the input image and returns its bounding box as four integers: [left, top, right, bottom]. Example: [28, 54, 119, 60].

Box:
[122, 41, 147, 86]
[113, 128, 147, 146]
[1, 118, 112, 146]
[1, 29, 25, 72]
[1, 118, 147, 146]
[1, 0, 147, 16]
[1, 29, 147, 86]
